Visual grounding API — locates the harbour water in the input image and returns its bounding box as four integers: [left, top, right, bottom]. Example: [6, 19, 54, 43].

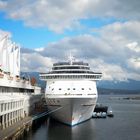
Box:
[17, 94, 140, 140]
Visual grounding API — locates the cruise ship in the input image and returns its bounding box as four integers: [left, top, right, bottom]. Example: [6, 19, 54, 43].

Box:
[40, 57, 102, 126]
[0, 35, 42, 130]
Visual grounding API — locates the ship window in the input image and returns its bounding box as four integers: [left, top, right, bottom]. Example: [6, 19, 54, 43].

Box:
[59, 88, 62, 90]
[67, 88, 70, 90]
[81, 88, 84, 90]
[52, 88, 54, 91]
[89, 88, 91, 90]
[73, 88, 76, 90]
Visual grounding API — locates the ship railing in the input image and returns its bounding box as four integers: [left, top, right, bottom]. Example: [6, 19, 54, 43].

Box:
[53, 62, 89, 66]
[52, 68, 90, 71]
[40, 74, 102, 80]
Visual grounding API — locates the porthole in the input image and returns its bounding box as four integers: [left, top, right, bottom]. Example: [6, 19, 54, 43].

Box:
[68, 88, 70, 90]
[59, 88, 62, 90]
[81, 88, 84, 90]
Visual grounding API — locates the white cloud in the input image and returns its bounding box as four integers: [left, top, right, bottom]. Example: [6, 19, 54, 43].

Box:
[127, 58, 140, 72]
[88, 59, 128, 81]
[1, 0, 140, 32]
[30, 21, 139, 81]
[34, 47, 44, 52]
[126, 42, 140, 52]
[19, 30, 140, 81]
[21, 52, 53, 72]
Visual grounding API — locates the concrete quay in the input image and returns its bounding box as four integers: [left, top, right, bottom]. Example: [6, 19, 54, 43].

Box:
[0, 116, 32, 140]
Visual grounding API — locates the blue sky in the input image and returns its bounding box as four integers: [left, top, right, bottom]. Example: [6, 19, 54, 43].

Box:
[0, 12, 64, 48]
[0, 0, 140, 82]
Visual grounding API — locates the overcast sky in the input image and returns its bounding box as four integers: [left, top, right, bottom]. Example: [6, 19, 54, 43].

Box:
[0, 0, 140, 82]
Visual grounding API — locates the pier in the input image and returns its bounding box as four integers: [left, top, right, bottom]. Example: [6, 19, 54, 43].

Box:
[0, 116, 32, 140]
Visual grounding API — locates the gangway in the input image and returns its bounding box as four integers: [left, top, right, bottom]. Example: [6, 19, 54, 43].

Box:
[32, 106, 63, 121]
[23, 106, 63, 125]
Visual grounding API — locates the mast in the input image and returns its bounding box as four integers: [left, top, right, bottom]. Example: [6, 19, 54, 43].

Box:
[68, 53, 75, 65]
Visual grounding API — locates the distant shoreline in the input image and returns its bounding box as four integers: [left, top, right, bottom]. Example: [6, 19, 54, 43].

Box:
[110, 96, 140, 100]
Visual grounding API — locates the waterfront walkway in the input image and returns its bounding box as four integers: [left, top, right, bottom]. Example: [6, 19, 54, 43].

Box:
[0, 116, 32, 140]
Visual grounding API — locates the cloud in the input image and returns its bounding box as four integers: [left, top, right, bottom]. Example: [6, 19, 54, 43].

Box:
[0, 0, 140, 82]
[39, 34, 114, 60]
[126, 42, 140, 52]
[1, 0, 140, 32]
[20, 26, 140, 81]
[19, 20, 140, 81]
[21, 47, 35, 54]
[1, 23, 139, 81]
[21, 52, 53, 72]
[127, 58, 140, 72]
[89, 59, 128, 81]
[98, 21, 140, 42]
[34, 47, 44, 52]
[96, 21, 140, 74]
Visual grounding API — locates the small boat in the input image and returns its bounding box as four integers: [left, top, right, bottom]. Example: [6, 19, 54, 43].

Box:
[92, 112, 97, 118]
[96, 112, 102, 118]
[107, 107, 114, 117]
[92, 112, 107, 118]
[101, 112, 107, 118]
[94, 104, 108, 112]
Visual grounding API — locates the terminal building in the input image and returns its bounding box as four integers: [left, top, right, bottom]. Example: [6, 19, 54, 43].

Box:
[0, 35, 42, 130]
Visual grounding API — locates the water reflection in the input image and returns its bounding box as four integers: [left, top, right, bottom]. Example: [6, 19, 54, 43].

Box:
[47, 118, 71, 140]
[71, 120, 97, 140]
[18, 117, 97, 140]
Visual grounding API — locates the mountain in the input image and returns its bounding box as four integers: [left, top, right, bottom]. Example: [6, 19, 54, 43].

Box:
[98, 88, 140, 95]
[21, 72, 46, 88]
[97, 80, 140, 90]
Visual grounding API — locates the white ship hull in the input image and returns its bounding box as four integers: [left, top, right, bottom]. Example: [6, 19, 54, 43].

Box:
[40, 60, 102, 126]
[46, 97, 97, 126]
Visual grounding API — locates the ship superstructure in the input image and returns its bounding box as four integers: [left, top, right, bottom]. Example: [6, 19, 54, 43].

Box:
[40, 57, 102, 126]
[0, 35, 42, 130]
